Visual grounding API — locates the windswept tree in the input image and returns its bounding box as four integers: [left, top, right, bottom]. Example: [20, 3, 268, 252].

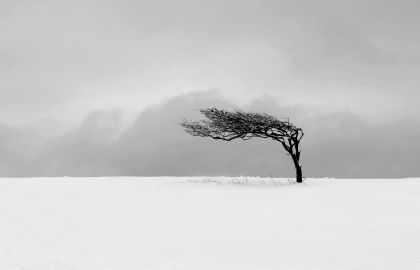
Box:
[181, 108, 304, 183]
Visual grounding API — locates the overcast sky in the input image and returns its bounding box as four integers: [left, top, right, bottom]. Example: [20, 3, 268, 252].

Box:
[1, 0, 420, 177]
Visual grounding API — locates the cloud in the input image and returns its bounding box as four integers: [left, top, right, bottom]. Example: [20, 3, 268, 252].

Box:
[0, 89, 419, 178]
[303, 113, 420, 178]
[2, 0, 420, 125]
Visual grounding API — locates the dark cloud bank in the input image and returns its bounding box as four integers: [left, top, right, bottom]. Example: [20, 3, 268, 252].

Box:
[1, 90, 419, 178]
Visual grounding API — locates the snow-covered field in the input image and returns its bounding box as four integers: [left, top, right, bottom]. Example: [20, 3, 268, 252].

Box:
[1, 177, 420, 270]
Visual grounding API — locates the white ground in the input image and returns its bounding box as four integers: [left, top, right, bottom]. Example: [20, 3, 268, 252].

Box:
[1, 177, 420, 270]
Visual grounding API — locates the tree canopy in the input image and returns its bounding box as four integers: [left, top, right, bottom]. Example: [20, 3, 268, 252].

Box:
[181, 108, 304, 183]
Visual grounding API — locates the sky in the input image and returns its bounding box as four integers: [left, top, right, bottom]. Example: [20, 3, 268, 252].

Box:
[1, 0, 419, 177]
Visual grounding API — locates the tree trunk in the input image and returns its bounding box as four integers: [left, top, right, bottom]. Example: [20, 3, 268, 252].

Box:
[292, 156, 303, 183]
[281, 139, 303, 183]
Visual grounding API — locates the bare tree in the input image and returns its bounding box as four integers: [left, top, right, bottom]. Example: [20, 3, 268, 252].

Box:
[180, 108, 304, 183]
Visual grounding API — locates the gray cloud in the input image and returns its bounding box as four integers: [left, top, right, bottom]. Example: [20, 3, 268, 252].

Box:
[1, 90, 419, 178]
[1, 0, 420, 125]
[1, 0, 419, 177]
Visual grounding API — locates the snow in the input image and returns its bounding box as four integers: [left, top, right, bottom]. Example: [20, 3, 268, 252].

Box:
[1, 177, 420, 269]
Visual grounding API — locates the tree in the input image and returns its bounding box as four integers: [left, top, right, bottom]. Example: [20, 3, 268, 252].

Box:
[180, 108, 305, 183]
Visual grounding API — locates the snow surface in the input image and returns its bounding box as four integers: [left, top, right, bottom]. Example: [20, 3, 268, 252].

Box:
[1, 177, 420, 270]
